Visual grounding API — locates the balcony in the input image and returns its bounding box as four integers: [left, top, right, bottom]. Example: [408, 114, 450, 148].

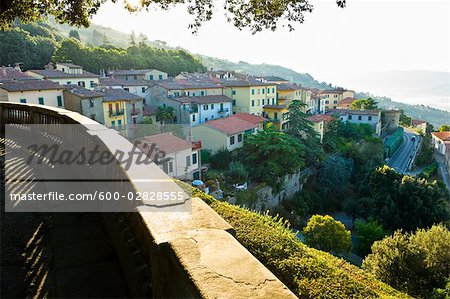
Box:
[0, 102, 294, 298]
[130, 108, 141, 116]
[192, 140, 202, 151]
[109, 109, 125, 117]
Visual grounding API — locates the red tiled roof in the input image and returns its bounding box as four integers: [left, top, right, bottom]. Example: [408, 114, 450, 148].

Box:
[233, 113, 266, 125]
[432, 131, 450, 142]
[412, 119, 427, 126]
[308, 114, 335, 123]
[205, 115, 258, 135]
[135, 133, 192, 159]
[339, 97, 357, 105]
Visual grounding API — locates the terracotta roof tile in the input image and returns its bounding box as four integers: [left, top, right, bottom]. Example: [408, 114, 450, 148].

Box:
[135, 133, 192, 159]
[432, 131, 450, 141]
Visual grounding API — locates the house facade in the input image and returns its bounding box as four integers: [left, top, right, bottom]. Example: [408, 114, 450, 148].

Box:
[63, 85, 105, 124]
[307, 114, 335, 142]
[192, 113, 264, 153]
[109, 69, 168, 81]
[0, 80, 65, 107]
[327, 109, 382, 136]
[26, 63, 100, 90]
[431, 131, 450, 155]
[319, 89, 355, 113]
[222, 79, 276, 116]
[100, 77, 149, 99]
[136, 132, 201, 179]
[337, 97, 357, 109]
[98, 88, 144, 129]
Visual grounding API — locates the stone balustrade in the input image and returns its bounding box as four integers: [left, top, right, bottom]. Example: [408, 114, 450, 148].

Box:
[0, 102, 296, 298]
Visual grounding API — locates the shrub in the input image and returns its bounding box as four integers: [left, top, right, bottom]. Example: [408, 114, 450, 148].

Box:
[303, 215, 352, 254]
[210, 147, 232, 170]
[200, 149, 211, 164]
[355, 220, 387, 257]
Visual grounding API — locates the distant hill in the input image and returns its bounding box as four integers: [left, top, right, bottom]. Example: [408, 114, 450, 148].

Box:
[199, 55, 332, 89]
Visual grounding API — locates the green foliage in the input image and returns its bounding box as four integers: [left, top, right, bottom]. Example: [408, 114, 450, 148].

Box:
[0, 27, 57, 70]
[399, 110, 413, 127]
[287, 100, 316, 139]
[416, 134, 434, 166]
[200, 149, 211, 164]
[156, 106, 175, 124]
[210, 147, 232, 170]
[226, 161, 248, 185]
[337, 121, 374, 141]
[317, 155, 354, 198]
[367, 165, 450, 231]
[303, 215, 352, 254]
[419, 161, 438, 179]
[184, 185, 408, 298]
[238, 124, 305, 188]
[363, 224, 450, 298]
[351, 98, 378, 110]
[0, 0, 347, 34]
[438, 125, 450, 132]
[53, 39, 205, 75]
[68, 29, 81, 40]
[355, 220, 387, 257]
[235, 188, 259, 208]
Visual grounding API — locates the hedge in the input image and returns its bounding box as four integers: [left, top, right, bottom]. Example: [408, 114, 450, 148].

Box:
[183, 185, 410, 298]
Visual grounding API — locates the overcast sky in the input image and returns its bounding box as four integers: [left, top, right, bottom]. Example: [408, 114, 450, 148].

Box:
[92, 0, 450, 84]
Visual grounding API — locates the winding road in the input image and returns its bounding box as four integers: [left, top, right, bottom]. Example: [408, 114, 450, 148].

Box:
[387, 131, 421, 173]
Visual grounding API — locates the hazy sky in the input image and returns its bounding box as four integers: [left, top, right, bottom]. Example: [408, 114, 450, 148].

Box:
[92, 0, 450, 84]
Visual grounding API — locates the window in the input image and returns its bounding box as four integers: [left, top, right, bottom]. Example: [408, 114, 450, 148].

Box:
[78, 81, 85, 87]
[118, 119, 122, 129]
[111, 120, 115, 127]
[325, 100, 329, 104]
[233, 100, 236, 106]
[57, 96, 63, 106]
[211, 104, 214, 109]
[238, 134, 243, 142]
[262, 89, 265, 94]
[230, 136, 235, 145]
[89, 99, 94, 107]
[274, 112, 278, 120]
[192, 153, 197, 164]
[368, 116, 372, 121]
[272, 88, 275, 93]
[201, 91, 205, 96]
[67, 81, 71, 84]
[38, 97, 44, 105]
[20, 99, 26, 103]
[272, 98, 275, 105]
[251, 100, 255, 107]
[90, 81, 95, 88]
[334, 100, 337, 104]
[142, 87, 146, 93]
[232, 90, 236, 95]
[169, 161, 173, 173]
[204, 105, 208, 111]
[348, 115, 352, 120]
[186, 156, 191, 167]
[205, 118, 208, 122]
[133, 75, 137, 80]
[358, 115, 362, 121]
[149, 75, 154, 80]
[251, 89, 255, 95]
[262, 99, 265, 105]
[159, 75, 163, 80]
[124, 88, 129, 92]
[192, 114, 196, 122]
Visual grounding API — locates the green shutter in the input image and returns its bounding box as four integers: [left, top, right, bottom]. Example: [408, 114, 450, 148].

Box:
[38, 97, 44, 105]
[57, 96, 62, 106]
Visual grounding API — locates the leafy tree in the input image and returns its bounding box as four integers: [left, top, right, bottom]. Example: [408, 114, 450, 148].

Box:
[302, 215, 352, 254]
[355, 220, 386, 257]
[438, 125, 450, 132]
[239, 124, 304, 189]
[367, 166, 450, 231]
[416, 133, 434, 166]
[0, 0, 346, 34]
[363, 224, 450, 298]
[156, 106, 175, 124]
[226, 161, 248, 185]
[287, 100, 316, 139]
[69, 29, 81, 40]
[351, 98, 378, 110]
[317, 155, 354, 197]
[210, 148, 232, 170]
[399, 110, 412, 127]
[200, 149, 211, 164]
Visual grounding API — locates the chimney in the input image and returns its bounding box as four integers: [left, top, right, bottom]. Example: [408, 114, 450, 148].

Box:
[45, 62, 55, 70]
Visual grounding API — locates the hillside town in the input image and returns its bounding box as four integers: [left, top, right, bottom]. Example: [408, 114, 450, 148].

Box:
[1, 60, 450, 299]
